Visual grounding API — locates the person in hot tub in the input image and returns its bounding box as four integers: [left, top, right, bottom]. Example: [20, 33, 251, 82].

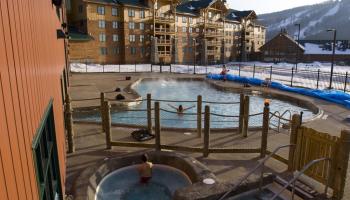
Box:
[138, 154, 153, 184]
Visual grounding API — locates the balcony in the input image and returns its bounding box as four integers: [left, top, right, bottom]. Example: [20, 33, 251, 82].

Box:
[207, 40, 222, 46]
[155, 15, 175, 23]
[155, 27, 175, 34]
[207, 49, 220, 55]
[158, 51, 171, 56]
[198, 20, 224, 28]
[157, 39, 172, 45]
[205, 30, 224, 37]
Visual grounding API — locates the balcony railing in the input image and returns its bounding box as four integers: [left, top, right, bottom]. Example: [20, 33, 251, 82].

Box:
[205, 31, 224, 37]
[155, 15, 175, 23]
[207, 49, 220, 55]
[155, 27, 175, 33]
[158, 51, 171, 56]
[157, 39, 172, 45]
[198, 20, 224, 28]
[207, 40, 222, 46]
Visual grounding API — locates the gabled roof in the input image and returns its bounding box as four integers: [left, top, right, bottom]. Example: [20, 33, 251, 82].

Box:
[226, 9, 256, 21]
[176, 0, 223, 16]
[260, 32, 305, 52]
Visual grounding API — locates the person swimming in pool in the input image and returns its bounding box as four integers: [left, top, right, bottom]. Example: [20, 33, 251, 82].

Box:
[167, 104, 195, 114]
[138, 154, 153, 184]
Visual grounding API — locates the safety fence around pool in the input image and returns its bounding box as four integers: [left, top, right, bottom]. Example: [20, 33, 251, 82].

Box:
[70, 62, 350, 93]
[66, 93, 301, 159]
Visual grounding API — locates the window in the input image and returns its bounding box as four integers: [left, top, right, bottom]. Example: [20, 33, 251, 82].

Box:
[112, 21, 118, 29]
[113, 34, 119, 42]
[129, 35, 136, 42]
[128, 9, 135, 17]
[112, 7, 118, 16]
[182, 27, 186, 33]
[196, 28, 199, 33]
[139, 22, 144, 30]
[208, 12, 212, 18]
[140, 35, 144, 42]
[112, 47, 120, 55]
[189, 27, 193, 33]
[141, 47, 145, 55]
[32, 102, 62, 200]
[140, 10, 145, 18]
[189, 17, 193, 24]
[183, 47, 187, 53]
[131, 47, 137, 54]
[100, 47, 107, 55]
[129, 22, 135, 29]
[98, 20, 105, 28]
[182, 16, 187, 23]
[97, 6, 105, 15]
[78, 5, 83, 13]
[99, 33, 106, 42]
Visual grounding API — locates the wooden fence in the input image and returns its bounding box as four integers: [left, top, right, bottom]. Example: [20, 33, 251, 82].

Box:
[291, 127, 350, 199]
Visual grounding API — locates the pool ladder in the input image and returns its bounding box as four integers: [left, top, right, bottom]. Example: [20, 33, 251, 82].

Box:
[217, 144, 331, 200]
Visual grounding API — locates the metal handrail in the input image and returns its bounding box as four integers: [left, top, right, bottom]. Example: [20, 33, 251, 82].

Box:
[270, 157, 331, 200]
[218, 144, 295, 200]
[269, 110, 292, 132]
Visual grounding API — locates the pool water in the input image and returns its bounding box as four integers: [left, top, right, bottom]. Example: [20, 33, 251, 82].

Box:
[77, 79, 315, 128]
[95, 165, 191, 200]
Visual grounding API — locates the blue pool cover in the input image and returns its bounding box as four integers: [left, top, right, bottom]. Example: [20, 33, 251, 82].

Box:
[207, 74, 350, 109]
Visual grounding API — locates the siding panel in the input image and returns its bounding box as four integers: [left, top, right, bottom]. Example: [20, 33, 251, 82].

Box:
[0, 0, 67, 198]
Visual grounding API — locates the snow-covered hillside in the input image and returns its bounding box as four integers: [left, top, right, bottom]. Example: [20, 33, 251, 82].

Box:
[259, 0, 350, 40]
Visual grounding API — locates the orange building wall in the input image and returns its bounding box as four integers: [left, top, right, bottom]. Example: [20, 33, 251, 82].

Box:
[0, 0, 66, 199]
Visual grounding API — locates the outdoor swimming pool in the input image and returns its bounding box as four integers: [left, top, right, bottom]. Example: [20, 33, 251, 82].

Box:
[76, 79, 316, 128]
[95, 164, 191, 200]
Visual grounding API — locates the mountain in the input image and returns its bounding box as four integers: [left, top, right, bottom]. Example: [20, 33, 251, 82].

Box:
[258, 0, 350, 40]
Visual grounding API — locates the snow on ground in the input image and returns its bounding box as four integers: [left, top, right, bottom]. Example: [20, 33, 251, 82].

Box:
[70, 61, 350, 92]
[304, 43, 350, 55]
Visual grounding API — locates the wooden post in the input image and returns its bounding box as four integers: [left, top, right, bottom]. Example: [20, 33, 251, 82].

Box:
[260, 101, 270, 158]
[239, 94, 244, 134]
[100, 92, 105, 132]
[203, 105, 210, 157]
[291, 67, 294, 87]
[253, 64, 256, 78]
[242, 96, 250, 137]
[65, 95, 75, 153]
[288, 114, 301, 171]
[316, 69, 320, 89]
[344, 72, 348, 92]
[103, 101, 112, 149]
[147, 94, 152, 134]
[154, 102, 161, 151]
[197, 95, 202, 138]
[333, 130, 350, 199]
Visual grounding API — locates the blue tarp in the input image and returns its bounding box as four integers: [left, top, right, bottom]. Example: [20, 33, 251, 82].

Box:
[207, 74, 350, 108]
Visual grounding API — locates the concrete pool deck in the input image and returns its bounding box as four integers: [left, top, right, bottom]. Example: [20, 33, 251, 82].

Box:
[66, 72, 350, 199]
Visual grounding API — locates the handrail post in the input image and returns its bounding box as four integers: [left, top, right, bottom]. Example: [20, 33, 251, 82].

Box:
[239, 94, 244, 135]
[154, 102, 161, 151]
[103, 101, 112, 149]
[344, 72, 348, 92]
[291, 67, 294, 87]
[242, 96, 250, 137]
[270, 65, 273, 80]
[260, 100, 270, 158]
[65, 94, 75, 153]
[253, 64, 256, 78]
[317, 69, 320, 89]
[203, 105, 210, 157]
[147, 94, 152, 134]
[100, 92, 105, 132]
[333, 129, 350, 199]
[197, 95, 202, 138]
[288, 114, 301, 171]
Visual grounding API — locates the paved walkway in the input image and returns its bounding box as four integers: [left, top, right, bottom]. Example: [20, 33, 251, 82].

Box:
[67, 72, 350, 199]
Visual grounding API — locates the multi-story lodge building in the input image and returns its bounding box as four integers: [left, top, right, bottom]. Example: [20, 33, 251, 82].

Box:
[67, 0, 266, 65]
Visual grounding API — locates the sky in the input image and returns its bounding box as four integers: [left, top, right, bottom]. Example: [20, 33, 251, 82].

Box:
[227, 0, 327, 14]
